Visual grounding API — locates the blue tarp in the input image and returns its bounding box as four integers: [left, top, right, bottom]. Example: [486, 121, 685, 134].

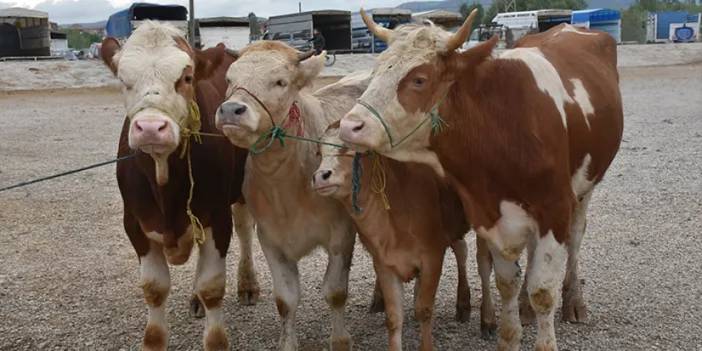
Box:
[105, 3, 187, 38]
[654, 12, 700, 40]
[572, 8, 621, 24]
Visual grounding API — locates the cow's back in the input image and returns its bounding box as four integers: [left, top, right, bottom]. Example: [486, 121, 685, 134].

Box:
[514, 24, 623, 185]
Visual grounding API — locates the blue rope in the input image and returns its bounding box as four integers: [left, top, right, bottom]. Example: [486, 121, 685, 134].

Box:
[351, 152, 363, 213]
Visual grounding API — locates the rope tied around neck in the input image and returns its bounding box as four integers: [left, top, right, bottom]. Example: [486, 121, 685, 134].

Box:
[351, 152, 363, 213]
[357, 96, 449, 149]
[370, 153, 390, 210]
[178, 100, 206, 246]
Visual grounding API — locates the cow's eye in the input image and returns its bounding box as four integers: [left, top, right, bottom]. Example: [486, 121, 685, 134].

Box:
[413, 77, 426, 87]
[276, 80, 287, 87]
[184, 75, 193, 84]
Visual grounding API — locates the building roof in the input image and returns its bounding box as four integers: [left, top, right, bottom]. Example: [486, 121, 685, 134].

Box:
[572, 8, 621, 22]
[412, 10, 463, 20]
[269, 10, 350, 20]
[198, 16, 249, 26]
[0, 7, 48, 19]
[370, 8, 412, 16]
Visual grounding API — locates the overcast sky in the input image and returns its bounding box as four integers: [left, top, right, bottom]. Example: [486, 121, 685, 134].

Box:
[0, 0, 405, 24]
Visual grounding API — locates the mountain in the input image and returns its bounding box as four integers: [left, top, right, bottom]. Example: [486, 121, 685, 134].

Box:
[396, 0, 636, 13]
[60, 20, 107, 30]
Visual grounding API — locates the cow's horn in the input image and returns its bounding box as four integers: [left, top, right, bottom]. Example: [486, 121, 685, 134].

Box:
[297, 50, 315, 62]
[445, 9, 478, 52]
[361, 8, 393, 43]
[225, 48, 240, 58]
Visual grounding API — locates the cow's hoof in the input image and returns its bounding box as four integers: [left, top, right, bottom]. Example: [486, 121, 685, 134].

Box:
[519, 300, 536, 325]
[189, 295, 206, 319]
[237, 287, 260, 306]
[480, 321, 497, 340]
[369, 296, 385, 313]
[143, 323, 168, 351]
[204, 325, 229, 351]
[455, 303, 471, 323]
[330, 335, 353, 351]
[562, 298, 588, 323]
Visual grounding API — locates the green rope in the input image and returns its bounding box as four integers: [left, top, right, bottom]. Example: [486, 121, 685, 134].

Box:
[351, 152, 363, 213]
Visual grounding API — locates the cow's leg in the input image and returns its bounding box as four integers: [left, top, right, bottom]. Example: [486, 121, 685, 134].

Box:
[322, 227, 355, 351]
[259, 232, 300, 351]
[233, 202, 260, 306]
[375, 262, 404, 351]
[491, 248, 525, 351]
[562, 190, 592, 323]
[369, 277, 385, 313]
[476, 237, 497, 339]
[519, 237, 537, 326]
[415, 255, 443, 351]
[450, 239, 471, 323]
[528, 230, 568, 351]
[194, 228, 230, 351]
[140, 241, 171, 351]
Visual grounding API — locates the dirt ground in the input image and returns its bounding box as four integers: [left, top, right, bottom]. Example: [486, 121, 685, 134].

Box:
[1, 61, 701, 351]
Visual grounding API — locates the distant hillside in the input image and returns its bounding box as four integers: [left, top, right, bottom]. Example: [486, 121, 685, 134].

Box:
[60, 20, 107, 30]
[396, 0, 635, 12]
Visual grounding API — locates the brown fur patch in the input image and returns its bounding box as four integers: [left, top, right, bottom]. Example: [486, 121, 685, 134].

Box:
[326, 291, 348, 309]
[198, 277, 225, 309]
[275, 297, 289, 318]
[330, 336, 353, 351]
[141, 281, 168, 307]
[530, 288, 554, 314]
[143, 323, 167, 351]
[204, 325, 229, 351]
[385, 312, 402, 332]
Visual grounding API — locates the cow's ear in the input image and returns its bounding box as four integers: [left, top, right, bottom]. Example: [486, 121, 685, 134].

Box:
[295, 51, 325, 88]
[193, 45, 228, 82]
[449, 35, 497, 73]
[101, 37, 121, 75]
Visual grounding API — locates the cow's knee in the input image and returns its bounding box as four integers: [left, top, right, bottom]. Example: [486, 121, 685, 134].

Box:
[142, 280, 169, 307]
[415, 305, 433, 323]
[197, 274, 225, 309]
[204, 325, 229, 351]
[326, 290, 348, 309]
[529, 287, 555, 314]
[143, 323, 168, 351]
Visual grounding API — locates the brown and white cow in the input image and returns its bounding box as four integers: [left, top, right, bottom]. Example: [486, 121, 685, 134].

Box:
[101, 22, 259, 350]
[339, 10, 623, 351]
[311, 124, 496, 350]
[214, 41, 370, 350]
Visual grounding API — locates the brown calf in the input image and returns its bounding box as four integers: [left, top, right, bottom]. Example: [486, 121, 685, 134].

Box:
[312, 125, 496, 350]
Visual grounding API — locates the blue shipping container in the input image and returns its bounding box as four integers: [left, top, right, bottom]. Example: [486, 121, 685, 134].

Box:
[655, 12, 700, 40]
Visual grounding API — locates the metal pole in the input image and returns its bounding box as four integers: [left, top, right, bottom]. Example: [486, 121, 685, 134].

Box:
[189, 0, 195, 46]
[299, 2, 302, 13]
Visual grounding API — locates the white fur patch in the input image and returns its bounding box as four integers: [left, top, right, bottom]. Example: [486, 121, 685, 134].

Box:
[571, 154, 594, 198]
[140, 244, 170, 330]
[477, 201, 537, 261]
[499, 47, 573, 129]
[195, 229, 226, 329]
[569, 78, 594, 129]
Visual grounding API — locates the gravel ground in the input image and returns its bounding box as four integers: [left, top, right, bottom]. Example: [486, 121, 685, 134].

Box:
[0, 61, 701, 350]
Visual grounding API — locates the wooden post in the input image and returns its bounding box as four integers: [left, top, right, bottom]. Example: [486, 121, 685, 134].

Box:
[189, 0, 195, 46]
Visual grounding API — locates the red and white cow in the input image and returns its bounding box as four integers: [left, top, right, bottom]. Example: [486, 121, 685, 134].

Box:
[101, 22, 258, 350]
[339, 10, 623, 351]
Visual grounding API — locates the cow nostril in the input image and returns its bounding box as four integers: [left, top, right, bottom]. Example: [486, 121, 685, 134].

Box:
[158, 123, 167, 132]
[322, 170, 332, 180]
[234, 105, 247, 115]
[352, 122, 365, 133]
[135, 122, 143, 132]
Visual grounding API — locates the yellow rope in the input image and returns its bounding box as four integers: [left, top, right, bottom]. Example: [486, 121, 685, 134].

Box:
[370, 153, 391, 210]
[179, 101, 206, 245]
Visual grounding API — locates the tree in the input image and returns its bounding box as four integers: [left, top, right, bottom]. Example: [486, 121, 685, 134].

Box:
[65, 29, 101, 50]
[460, 2, 484, 31]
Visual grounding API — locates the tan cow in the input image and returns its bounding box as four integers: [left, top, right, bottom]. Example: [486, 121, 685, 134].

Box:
[100, 22, 259, 350]
[214, 41, 370, 351]
[339, 10, 623, 351]
[311, 124, 496, 350]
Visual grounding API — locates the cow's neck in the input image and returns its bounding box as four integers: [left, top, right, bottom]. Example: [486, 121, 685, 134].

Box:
[248, 93, 320, 179]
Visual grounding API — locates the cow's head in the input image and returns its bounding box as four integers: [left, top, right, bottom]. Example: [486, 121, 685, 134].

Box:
[215, 41, 325, 148]
[101, 21, 226, 185]
[312, 122, 355, 199]
[339, 9, 492, 168]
